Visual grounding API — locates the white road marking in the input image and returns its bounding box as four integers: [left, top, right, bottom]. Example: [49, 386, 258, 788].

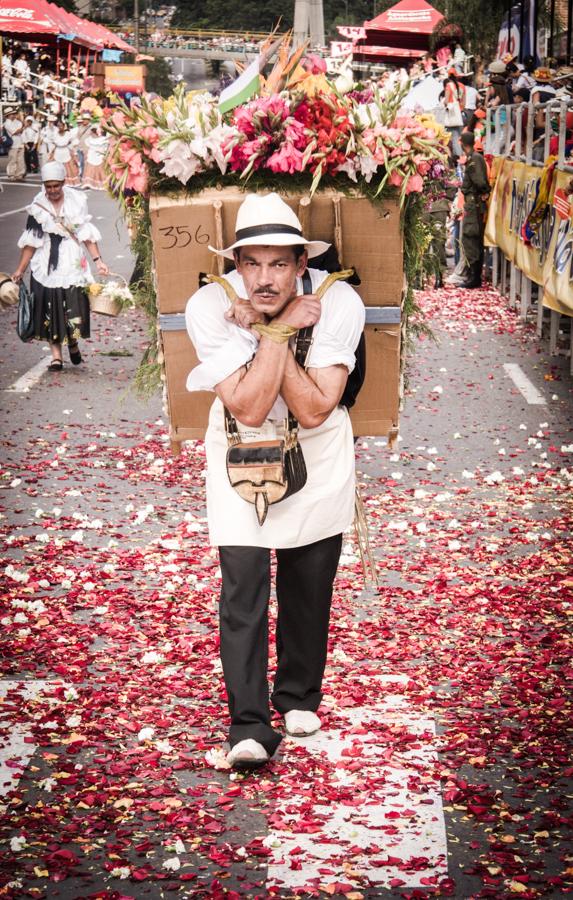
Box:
[267, 679, 448, 891]
[5, 359, 48, 394]
[0, 180, 39, 187]
[0, 205, 29, 218]
[0, 681, 50, 802]
[503, 363, 547, 405]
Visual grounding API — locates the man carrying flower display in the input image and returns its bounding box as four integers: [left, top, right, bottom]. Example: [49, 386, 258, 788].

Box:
[185, 193, 365, 769]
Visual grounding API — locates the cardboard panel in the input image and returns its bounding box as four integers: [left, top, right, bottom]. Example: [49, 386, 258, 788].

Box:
[161, 324, 400, 442]
[150, 188, 403, 444]
[350, 323, 400, 437]
[150, 189, 403, 313]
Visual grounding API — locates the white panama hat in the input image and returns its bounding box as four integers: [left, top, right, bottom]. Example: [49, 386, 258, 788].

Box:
[210, 192, 331, 260]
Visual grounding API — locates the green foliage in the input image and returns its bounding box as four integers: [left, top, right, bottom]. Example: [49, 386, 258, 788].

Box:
[171, 0, 294, 32]
[145, 57, 174, 97]
[52, 0, 77, 13]
[430, 0, 504, 60]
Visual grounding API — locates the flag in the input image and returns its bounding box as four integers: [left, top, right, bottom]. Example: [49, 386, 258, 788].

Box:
[218, 57, 261, 114]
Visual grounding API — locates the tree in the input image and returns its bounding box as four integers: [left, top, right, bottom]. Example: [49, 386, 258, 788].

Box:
[145, 57, 174, 96]
[430, 0, 505, 60]
[52, 0, 78, 12]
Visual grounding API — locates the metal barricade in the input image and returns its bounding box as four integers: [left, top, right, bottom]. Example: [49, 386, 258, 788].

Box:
[485, 98, 573, 372]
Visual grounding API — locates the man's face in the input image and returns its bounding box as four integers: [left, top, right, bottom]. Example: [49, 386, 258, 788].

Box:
[235, 245, 308, 317]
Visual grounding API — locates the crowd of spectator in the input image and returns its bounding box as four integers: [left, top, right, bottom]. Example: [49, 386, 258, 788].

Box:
[1, 44, 90, 117]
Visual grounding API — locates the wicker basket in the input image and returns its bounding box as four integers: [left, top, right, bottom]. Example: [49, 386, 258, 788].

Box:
[88, 273, 129, 317]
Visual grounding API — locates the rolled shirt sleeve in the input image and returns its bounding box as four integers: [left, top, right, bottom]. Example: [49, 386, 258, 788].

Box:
[185, 281, 258, 392]
[305, 274, 365, 373]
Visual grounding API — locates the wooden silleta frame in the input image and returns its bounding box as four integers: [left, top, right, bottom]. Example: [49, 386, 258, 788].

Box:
[150, 188, 403, 453]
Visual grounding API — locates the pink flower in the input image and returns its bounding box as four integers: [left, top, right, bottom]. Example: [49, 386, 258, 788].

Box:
[140, 126, 159, 145]
[389, 171, 404, 188]
[302, 54, 327, 75]
[266, 143, 305, 174]
[405, 173, 424, 194]
[111, 110, 126, 130]
[126, 169, 148, 193]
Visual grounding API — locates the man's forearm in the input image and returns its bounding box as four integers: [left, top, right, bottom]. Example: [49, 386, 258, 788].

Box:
[280, 352, 344, 429]
[219, 337, 290, 427]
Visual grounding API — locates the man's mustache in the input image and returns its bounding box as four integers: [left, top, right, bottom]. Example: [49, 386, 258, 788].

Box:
[255, 287, 279, 296]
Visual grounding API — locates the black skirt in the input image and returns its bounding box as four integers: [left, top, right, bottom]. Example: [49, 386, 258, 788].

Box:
[31, 274, 90, 344]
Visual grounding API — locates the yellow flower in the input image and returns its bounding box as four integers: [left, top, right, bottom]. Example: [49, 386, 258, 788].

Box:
[88, 283, 103, 296]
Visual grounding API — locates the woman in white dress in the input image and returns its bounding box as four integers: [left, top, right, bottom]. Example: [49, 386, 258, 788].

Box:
[82, 125, 109, 190]
[51, 120, 80, 187]
[11, 162, 109, 371]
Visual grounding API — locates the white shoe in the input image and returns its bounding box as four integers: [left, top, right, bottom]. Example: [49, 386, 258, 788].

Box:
[284, 710, 321, 736]
[226, 739, 269, 769]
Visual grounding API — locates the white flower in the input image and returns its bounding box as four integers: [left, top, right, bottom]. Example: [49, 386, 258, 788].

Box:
[205, 747, 231, 770]
[10, 836, 27, 852]
[66, 714, 82, 728]
[110, 866, 131, 878]
[38, 777, 56, 792]
[431, 385, 443, 394]
[142, 651, 164, 665]
[448, 540, 462, 551]
[484, 471, 504, 485]
[262, 833, 282, 849]
[13, 612, 28, 624]
[162, 857, 181, 872]
[5, 565, 29, 583]
[64, 687, 79, 701]
[138, 726, 155, 742]
[160, 150, 202, 185]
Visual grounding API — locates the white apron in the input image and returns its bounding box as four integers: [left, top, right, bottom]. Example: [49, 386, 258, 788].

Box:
[205, 396, 356, 549]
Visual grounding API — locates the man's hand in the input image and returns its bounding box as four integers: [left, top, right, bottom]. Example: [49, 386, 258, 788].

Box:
[274, 293, 321, 330]
[224, 297, 263, 331]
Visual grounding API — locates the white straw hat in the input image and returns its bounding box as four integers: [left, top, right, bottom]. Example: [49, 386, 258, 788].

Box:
[0, 273, 19, 309]
[210, 192, 331, 260]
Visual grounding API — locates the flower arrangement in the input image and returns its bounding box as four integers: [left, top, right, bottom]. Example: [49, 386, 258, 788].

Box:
[89, 278, 134, 316]
[102, 58, 449, 205]
[102, 40, 450, 392]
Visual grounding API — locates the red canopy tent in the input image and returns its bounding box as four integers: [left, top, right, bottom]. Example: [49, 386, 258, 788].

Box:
[358, 0, 444, 52]
[0, 0, 60, 37]
[354, 44, 427, 67]
[0, 0, 132, 51]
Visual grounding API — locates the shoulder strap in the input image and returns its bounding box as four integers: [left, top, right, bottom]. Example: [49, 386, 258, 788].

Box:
[295, 269, 314, 369]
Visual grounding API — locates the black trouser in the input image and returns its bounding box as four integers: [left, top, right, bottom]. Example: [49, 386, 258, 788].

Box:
[218, 533, 343, 755]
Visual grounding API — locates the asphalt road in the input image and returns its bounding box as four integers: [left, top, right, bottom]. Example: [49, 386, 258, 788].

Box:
[0, 174, 572, 899]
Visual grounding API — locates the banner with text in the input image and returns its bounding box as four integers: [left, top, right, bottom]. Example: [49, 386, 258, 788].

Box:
[485, 158, 573, 315]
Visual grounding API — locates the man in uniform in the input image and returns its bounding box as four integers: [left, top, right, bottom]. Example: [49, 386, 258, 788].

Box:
[459, 132, 490, 288]
[185, 193, 365, 768]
